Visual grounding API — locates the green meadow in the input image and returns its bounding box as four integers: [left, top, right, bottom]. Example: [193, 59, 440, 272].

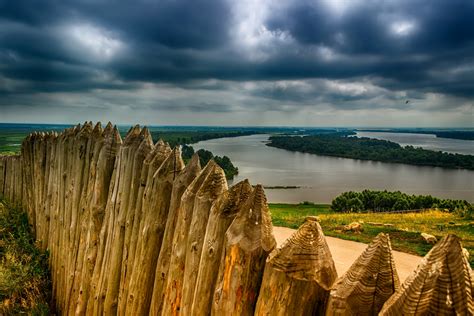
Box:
[269, 203, 474, 268]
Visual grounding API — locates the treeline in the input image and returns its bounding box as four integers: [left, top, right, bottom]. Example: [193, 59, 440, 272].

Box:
[331, 190, 473, 216]
[182, 145, 238, 180]
[268, 135, 474, 170]
[359, 129, 474, 140]
[149, 130, 258, 147]
[432, 131, 474, 140]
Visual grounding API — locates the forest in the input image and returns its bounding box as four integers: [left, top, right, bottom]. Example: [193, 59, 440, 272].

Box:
[358, 129, 474, 140]
[182, 144, 238, 180]
[268, 134, 474, 170]
[148, 130, 258, 147]
[331, 189, 473, 216]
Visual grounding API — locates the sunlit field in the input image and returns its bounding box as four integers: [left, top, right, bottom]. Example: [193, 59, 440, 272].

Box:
[269, 203, 474, 268]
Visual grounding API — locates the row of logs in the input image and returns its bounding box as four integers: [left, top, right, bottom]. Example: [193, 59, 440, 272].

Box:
[0, 122, 472, 315]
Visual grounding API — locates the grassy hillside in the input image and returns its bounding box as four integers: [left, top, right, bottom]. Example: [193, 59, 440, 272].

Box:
[269, 203, 474, 268]
[0, 200, 51, 315]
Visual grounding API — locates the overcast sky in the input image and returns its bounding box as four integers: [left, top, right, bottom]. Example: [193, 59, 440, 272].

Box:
[0, 0, 473, 126]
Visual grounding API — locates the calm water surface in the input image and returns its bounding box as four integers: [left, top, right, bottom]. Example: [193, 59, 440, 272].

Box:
[194, 134, 474, 203]
[356, 131, 474, 155]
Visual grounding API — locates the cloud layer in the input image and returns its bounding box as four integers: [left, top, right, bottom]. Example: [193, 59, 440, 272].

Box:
[0, 0, 473, 126]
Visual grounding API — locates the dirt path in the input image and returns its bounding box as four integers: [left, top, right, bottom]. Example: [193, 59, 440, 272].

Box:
[273, 226, 421, 282]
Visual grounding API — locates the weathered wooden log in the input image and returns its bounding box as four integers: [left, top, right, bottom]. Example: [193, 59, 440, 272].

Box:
[212, 184, 276, 316]
[126, 148, 185, 315]
[87, 126, 123, 315]
[118, 139, 171, 314]
[161, 160, 216, 315]
[72, 123, 119, 314]
[255, 216, 337, 316]
[53, 127, 76, 312]
[90, 125, 141, 315]
[191, 179, 253, 315]
[149, 153, 201, 316]
[101, 125, 154, 315]
[380, 234, 474, 315]
[66, 123, 113, 314]
[180, 161, 228, 315]
[326, 232, 400, 315]
[64, 122, 94, 313]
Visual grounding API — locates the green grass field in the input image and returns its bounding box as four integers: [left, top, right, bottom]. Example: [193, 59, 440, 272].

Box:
[269, 203, 474, 268]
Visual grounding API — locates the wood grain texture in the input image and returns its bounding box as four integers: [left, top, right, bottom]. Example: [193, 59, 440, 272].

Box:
[149, 153, 201, 316]
[255, 216, 337, 316]
[326, 232, 400, 316]
[191, 179, 253, 315]
[212, 184, 276, 316]
[380, 234, 474, 315]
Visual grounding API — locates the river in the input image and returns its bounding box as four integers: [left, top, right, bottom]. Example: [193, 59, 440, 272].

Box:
[194, 134, 474, 204]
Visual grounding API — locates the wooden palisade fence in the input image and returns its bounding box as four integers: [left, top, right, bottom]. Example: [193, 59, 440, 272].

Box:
[0, 122, 472, 315]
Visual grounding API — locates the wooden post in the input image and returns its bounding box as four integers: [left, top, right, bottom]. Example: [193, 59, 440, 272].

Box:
[87, 126, 122, 315]
[118, 139, 171, 314]
[180, 161, 228, 315]
[101, 126, 154, 315]
[191, 179, 253, 315]
[212, 184, 276, 316]
[255, 216, 337, 316]
[126, 148, 185, 315]
[149, 153, 201, 315]
[326, 233, 400, 315]
[161, 160, 216, 315]
[380, 234, 474, 315]
[74, 123, 120, 315]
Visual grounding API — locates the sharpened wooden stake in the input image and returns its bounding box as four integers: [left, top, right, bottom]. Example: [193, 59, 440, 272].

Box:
[380, 234, 474, 315]
[149, 153, 201, 316]
[126, 148, 185, 315]
[255, 216, 337, 316]
[326, 232, 400, 315]
[212, 184, 276, 316]
[161, 160, 216, 315]
[191, 179, 253, 315]
[180, 161, 228, 315]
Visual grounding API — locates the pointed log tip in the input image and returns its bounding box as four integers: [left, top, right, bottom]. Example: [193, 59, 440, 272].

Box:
[183, 153, 201, 175]
[146, 138, 172, 163]
[79, 121, 93, 136]
[103, 122, 113, 135]
[380, 233, 471, 314]
[155, 148, 183, 178]
[226, 185, 276, 252]
[112, 125, 122, 143]
[138, 127, 154, 148]
[269, 218, 336, 287]
[221, 180, 254, 216]
[328, 232, 399, 315]
[92, 122, 103, 135]
[305, 215, 320, 222]
[189, 152, 201, 166]
[125, 124, 141, 141]
[194, 162, 227, 200]
[202, 158, 218, 170]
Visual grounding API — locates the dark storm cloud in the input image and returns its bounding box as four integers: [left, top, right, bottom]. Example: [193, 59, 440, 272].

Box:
[0, 0, 472, 121]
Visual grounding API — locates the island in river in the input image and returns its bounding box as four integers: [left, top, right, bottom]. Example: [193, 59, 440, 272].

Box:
[267, 133, 474, 170]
